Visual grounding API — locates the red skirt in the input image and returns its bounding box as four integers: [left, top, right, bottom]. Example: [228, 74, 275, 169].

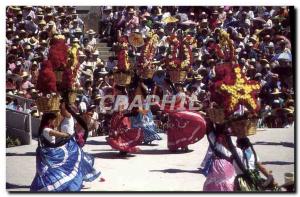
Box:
[106, 128, 143, 153]
[167, 111, 206, 151]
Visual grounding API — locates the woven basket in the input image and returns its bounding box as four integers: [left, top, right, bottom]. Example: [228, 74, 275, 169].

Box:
[168, 70, 187, 83]
[113, 72, 132, 86]
[36, 95, 60, 112]
[141, 68, 156, 79]
[207, 108, 225, 124]
[68, 92, 77, 105]
[53, 111, 62, 128]
[230, 119, 258, 137]
[54, 71, 63, 83]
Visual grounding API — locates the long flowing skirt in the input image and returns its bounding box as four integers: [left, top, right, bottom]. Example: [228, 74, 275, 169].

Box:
[167, 111, 206, 151]
[106, 128, 143, 153]
[131, 113, 162, 144]
[203, 158, 236, 191]
[142, 123, 162, 143]
[30, 138, 101, 191]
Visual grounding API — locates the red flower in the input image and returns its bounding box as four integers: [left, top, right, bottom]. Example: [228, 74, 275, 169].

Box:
[36, 60, 57, 94]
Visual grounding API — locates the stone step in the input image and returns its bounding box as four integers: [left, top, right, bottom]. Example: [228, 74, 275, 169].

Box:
[99, 56, 109, 61]
[95, 42, 108, 48]
[97, 46, 112, 51]
[98, 51, 114, 56]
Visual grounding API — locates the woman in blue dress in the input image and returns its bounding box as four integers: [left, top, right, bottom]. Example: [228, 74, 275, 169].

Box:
[30, 102, 101, 191]
[130, 107, 162, 144]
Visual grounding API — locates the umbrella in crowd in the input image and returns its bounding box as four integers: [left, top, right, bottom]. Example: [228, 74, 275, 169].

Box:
[129, 32, 145, 48]
[272, 52, 292, 62]
[253, 17, 267, 24]
[162, 16, 179, 24]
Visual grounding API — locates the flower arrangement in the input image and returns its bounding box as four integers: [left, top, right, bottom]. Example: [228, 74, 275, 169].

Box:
[218, 29, 235, 61]
[139, 32, 159, 69]
[214, 64, 261, 115]
[67, 43, 80, 85]
[165, 34, 195, 70]
[36, 60, 57, 94]
[113, 36, 132, 85]
[115, 36, 132, 71]
[48, 35, 68, 70]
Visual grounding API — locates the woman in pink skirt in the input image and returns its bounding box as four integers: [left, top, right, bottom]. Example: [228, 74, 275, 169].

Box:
[202, 123, 236, 191]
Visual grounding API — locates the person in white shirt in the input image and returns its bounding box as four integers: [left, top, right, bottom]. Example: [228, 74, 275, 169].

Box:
[39, 112, 70, 145]
[59, 102, 75, 136]
[139, 18, 150, 38]
[233, 137, 276, 191]
[31, 110, 102, 191]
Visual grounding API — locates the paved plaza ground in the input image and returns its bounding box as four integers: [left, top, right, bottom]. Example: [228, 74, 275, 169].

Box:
[6, 127, 294, 192]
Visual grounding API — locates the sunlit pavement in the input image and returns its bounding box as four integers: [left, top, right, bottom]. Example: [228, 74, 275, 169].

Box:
[6, 127, 294, 191]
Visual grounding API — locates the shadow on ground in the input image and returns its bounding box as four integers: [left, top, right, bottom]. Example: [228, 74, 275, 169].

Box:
[90, 152, 136, 159]
[138, 143, 159, 146]
[150, 168, 201, 174]
[136, 149, 194, 155]
[85, 140, 108, 146]
[262, 161, 294, 165]
[254, 141, 294, 148]
[6, 152, 36, 156]
[6, 182, 30, 189]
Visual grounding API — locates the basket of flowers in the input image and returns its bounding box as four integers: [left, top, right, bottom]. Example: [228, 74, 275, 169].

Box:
[68, 91, 77, 105]
[141, 67, 156, 79]
[36, 94, 61, 112]
[207, 107, 225, 124]
[168, 70, 187, 83]
[230, 118, 258, 137]
[113, 70, 132, 86]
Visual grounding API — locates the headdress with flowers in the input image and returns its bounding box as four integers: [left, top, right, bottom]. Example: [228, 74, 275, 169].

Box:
[165, 34, 196, 70]
[116, 36, 131, 71]
[138, 32, 159, 70]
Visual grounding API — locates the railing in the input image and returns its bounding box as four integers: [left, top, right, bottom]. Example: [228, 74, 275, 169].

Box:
[6, 94, 35, 111]
[6, 108, 41, 145]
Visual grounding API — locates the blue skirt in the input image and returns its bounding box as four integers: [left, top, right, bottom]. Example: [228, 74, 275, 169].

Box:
[30, 138, 101, 191]
[131, 112, 162, 143]
[142, 123, 162, 143]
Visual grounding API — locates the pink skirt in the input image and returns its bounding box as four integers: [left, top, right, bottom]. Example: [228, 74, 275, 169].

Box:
[203, 158, 236, 191]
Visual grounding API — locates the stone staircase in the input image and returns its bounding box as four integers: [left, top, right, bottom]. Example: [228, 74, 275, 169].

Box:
[95, 42, 114, 62]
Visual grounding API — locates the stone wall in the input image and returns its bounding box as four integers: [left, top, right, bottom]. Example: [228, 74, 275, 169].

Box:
[76, 6, 102, 34]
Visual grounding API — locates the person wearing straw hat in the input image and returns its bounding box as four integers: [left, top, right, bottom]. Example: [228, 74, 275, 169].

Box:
[99, 6, 113, 40]
[73, 27, 83, 37]
[86, 29, 97, 47]
[125, 7, 139, 31]
[25, 15, 38, 35]
[270, 88, 284, 110]
[283, 105, 294, 128]
[86, 50, 100, 71]
[20, 71, 34, 91]
[81, 68, 94, 81]
[19, 29, 28, 44]
[279, 176, 294, 192]
[77, 50, 87, 71]
[28, 36, 39, 48]
[72, 37, 80, 44]
[93, 59, 107, 83]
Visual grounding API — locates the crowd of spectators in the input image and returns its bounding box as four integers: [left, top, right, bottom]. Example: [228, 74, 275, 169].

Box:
[6, 6, 294, 133]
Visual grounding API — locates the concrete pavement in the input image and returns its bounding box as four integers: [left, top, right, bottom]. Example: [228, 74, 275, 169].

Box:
[6, 127, 294, 191]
